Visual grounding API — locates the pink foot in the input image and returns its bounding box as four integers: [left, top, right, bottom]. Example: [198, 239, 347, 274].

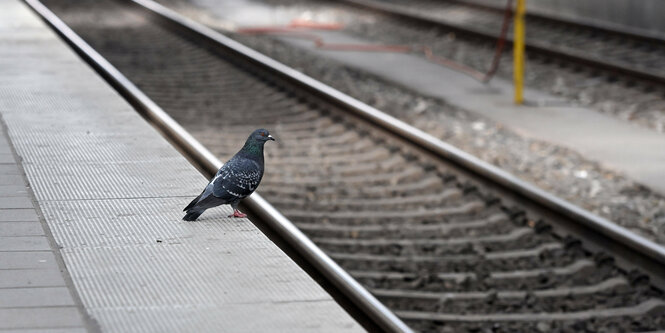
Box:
[228, 210, 247, 218]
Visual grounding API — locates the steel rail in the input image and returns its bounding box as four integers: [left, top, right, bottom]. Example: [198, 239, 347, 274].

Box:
[23, 1, 413, 332]
[338, 0, 665, 85]
[122, 0, 665, 269]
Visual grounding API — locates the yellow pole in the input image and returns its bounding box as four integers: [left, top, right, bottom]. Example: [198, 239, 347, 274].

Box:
[513, 0, 526, 104]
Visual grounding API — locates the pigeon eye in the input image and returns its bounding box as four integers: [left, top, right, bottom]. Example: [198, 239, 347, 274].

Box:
[261, 132, 266, 136]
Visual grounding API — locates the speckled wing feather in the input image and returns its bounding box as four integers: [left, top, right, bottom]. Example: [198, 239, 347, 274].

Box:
[212, 156, 263, 202]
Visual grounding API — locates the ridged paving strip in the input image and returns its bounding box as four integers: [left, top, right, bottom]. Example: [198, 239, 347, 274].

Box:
[40, 0, 665, 331]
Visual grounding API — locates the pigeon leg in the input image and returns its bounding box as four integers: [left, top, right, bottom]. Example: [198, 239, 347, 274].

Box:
[228, 209, 247, 218]
[228, 201, 247, 218]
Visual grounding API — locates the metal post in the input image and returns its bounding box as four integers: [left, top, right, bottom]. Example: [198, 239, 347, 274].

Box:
[513, 0, 526, 104]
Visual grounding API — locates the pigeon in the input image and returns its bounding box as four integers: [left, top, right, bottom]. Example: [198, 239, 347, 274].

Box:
[183, 128, 275, 221]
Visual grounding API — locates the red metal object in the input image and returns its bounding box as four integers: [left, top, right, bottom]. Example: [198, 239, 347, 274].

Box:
[483, 0, 514, 82]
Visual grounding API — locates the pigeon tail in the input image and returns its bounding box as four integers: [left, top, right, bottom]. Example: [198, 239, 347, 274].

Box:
[183, 210, 203, 221]
[183, 193, 202, 212]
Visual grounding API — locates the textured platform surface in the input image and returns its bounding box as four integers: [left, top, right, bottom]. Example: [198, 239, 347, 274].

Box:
[0, 1, 362, 332]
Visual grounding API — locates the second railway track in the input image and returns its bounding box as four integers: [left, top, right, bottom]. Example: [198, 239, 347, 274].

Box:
[35, 0, 665, 331]
[339, 0, 665, 86]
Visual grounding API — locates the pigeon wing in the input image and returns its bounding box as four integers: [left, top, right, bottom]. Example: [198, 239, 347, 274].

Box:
[212, 158, 263, 202]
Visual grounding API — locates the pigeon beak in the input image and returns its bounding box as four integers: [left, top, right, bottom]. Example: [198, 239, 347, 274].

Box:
[267, 134, 275, 141]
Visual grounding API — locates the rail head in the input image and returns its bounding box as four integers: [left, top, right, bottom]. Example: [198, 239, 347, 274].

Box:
[23, 0, 413, 332]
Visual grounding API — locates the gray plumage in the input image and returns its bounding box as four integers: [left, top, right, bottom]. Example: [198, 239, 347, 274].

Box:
[183, 129, 274, 221]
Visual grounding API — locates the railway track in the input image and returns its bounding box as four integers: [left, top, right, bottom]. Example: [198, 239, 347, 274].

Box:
[338, 0, 665, 86]
[33, 0, 665, 331]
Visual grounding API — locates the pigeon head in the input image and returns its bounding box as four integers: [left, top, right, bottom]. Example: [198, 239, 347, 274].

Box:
[249, 128, 275, 143]
[239, 129, 274, 156]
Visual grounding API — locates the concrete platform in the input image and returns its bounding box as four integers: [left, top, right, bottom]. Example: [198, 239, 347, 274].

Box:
[0, 1, 362, 332]
[181, 0, 665, 196]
